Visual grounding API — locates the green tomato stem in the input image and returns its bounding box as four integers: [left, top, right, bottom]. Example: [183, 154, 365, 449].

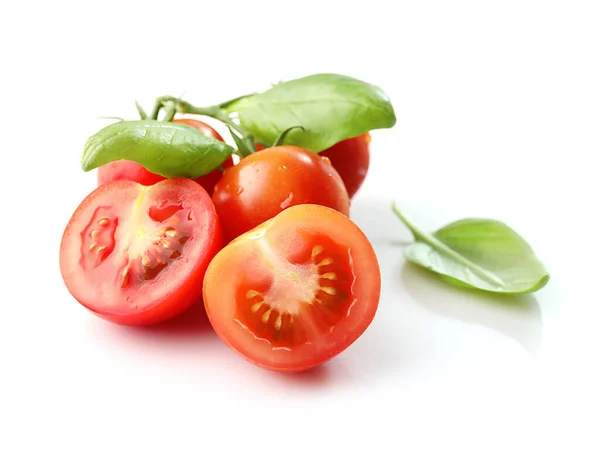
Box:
[135, 101, 148, 120]
[149, 98, 163, 120]
[272, 126, 305, 147]
[162, 101, 177, 122]
[218, 93, 256, 112]
[97, 116, 124, 121]
[155, 95, 257, 157]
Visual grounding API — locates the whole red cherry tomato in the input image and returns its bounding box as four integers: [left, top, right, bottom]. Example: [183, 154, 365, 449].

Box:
[59, 178, 222, 326]
[212, 146, 349, 242]
[203, 204, 381, 372]
[256, 134, 371, 199]
[97, 118, 233, 195]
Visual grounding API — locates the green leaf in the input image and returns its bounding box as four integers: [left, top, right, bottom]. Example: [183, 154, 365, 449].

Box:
[81, 120, 235, 178]
[227, 73, 396, 152]
[392, 204, 550, 294]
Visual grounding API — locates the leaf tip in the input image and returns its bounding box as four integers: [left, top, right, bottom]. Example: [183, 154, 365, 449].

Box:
[531, 274, 551, 293]
[80, 150, 94, 172]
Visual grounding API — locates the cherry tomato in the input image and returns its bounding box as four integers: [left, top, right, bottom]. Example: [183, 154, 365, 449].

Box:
[97, 118, 233, 195]
[319, 134, 370, 198]
[203, 204, 380, 372]
[59, 178, 222, 326]
[256, 134, 370, 199]
[212, 145, 350, 242]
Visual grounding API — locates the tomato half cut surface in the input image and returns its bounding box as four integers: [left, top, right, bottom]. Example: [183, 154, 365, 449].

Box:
[202, 204, 380, 372]
[60, 179, 222, 326]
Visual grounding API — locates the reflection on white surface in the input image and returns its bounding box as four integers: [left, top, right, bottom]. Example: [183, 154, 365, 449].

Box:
[401, 262, 543, 357]
[349, 195, 548, 382]
[350, 196, 414, 245]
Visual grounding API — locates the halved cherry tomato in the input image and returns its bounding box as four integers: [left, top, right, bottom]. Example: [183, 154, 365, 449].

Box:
[256, 134, 370, 199]
[59, 178, 222, 326]
[97, 118, 233, 195]
[212, 145, 350, 242]
[202, 204, 380, 372]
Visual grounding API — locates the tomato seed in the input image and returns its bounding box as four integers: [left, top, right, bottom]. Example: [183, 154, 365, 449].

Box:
[261, 309, 272, 324]
[321, 286, 337, 296]
[311, 245, 323, 258]
[246, 289, 261, 299]
[251, 301, 263, 313]
[318, 258, 333, 267]
[121, 268, 130, 288]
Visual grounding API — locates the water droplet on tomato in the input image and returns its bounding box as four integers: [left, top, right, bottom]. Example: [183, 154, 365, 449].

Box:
[236, 186, 244, 195]
[280, 192, 294, 209]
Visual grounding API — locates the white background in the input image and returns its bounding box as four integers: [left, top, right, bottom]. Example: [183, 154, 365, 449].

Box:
[1, 1, 599, 447]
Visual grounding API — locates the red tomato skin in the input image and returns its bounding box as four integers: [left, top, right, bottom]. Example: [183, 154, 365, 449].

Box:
[60, 179, 223, 326]
[97, 119, 232, 195]
[256, 134, 370, 199]
[212, 145, 350, 242]
[319, 134, 370, 198]
[97, 159, 164, 186]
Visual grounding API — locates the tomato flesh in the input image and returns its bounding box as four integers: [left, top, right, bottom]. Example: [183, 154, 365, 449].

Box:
[203, 204, 380, 372]
[60, 178, 222, 325]
[97, 118, 232, 195]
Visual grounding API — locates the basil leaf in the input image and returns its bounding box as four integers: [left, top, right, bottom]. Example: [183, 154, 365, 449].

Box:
[393, 204, 550, 294]
[228, 73, 396, 152]
[81, 120, 235, 178]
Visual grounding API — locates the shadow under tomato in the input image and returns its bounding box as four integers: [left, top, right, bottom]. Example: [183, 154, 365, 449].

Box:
[89, 300, 218, 351]
[137, 301, 214, 338]
[260, 363, 334, 390]
[401, 262, 544, 357]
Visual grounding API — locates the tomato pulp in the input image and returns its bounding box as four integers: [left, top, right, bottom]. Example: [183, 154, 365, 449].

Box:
[60, 179, 222, 325]
[202, 204, 380, 372]
[212, 145, 350, 242]
[97, 118, 232, 195]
